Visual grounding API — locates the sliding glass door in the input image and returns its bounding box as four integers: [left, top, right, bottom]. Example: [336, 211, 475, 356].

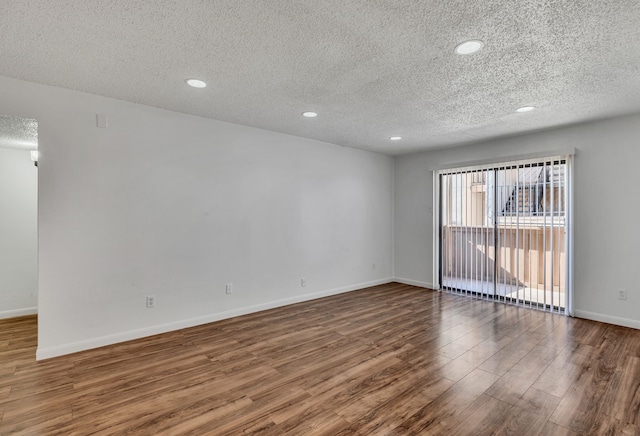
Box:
[439, 158, 569, 312]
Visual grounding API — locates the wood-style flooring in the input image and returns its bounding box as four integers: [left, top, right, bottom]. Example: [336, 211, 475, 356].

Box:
[1, 283, 639, 435]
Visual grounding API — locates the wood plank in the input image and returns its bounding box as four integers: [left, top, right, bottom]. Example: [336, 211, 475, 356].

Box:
[335, 375, 455, 434]
[549, 351, 618, 433]
[477, 334, 541, 376]
[485, 344, 560, 404]
[590, 417, 640, 436]
[531, 361, 583, 398]
[389, 383, 480, 434]
[0, 285, 639, 434]
[492, 387, 561, 435]
[601, 355, 640, 426]
[539, 421, 581, 436]
[445, 393, 511, 436]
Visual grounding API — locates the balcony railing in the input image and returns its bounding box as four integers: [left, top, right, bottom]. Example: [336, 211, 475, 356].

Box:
[441, 224, 566, 308]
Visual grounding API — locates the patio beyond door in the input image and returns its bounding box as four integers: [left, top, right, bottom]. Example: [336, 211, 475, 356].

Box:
[439, 159, 568, 312]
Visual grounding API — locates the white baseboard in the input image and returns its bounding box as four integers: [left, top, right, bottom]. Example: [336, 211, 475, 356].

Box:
[392, 277, 436, 290]
[36, 278, 394, 360]
[574, 310, 640, 330]
[0, 307, 37, 320]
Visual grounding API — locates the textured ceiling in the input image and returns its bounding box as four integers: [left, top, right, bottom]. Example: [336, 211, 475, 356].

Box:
[1, 1, 639, 155]
[0, 115, 38, 150]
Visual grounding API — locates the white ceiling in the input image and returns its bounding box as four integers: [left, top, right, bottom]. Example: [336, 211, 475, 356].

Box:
[0, 115, 38, 150]
[1, 1, 639, 155]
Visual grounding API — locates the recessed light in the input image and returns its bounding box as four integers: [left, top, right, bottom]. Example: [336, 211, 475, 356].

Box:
[516, 106, 535, 113]
[390, 136, 402, 141]
[455, 40, 484, 55]
[185, 78, 207, 88]
[302, 111, 318, 118]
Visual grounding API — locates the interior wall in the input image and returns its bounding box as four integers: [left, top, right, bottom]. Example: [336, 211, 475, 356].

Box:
[394, 113, 640, 329]
[0, 75, 394, 359]
[0, 147, 38, 318]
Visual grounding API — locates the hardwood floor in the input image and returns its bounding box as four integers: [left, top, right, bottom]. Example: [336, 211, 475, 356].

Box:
[1, 282, 639, 435]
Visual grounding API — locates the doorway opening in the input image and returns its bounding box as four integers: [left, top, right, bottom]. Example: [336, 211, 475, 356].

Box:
[437, 157, 571, 313]
[0, 115, 38, 319]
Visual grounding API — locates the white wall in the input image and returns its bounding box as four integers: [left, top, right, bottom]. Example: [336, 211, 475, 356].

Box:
[394, 114, 640, 329]
[0, 147, 38, 318]
[0, 75, 394, 359]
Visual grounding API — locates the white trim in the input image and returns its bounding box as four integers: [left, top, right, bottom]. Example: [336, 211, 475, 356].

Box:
[393, 277, 436, 289]
[432, 171, 441, 290]
[35, 278, 393, 360]
[429, 147, 576, 172]
[574, 310, 640, 330]
[0, 307, 37, 319]
[391, 159, 396, 278]
[565, 155, 574, 316]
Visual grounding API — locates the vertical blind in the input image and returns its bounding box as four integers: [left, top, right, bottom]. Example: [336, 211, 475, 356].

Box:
[439, 157, 569, 313]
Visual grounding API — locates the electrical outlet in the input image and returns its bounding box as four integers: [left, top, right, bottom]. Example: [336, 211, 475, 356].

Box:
[301, 278, 306, 287]
[226, 284, 233, 294]
[618, 289, 627, 300]
[146, 295, 156, 308]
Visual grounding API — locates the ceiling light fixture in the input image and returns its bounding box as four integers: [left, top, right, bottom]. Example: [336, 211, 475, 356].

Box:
[302, 111, 318, 118]
[185, 78, 207, 88]
[455, 40, 484, 55]
[516, 106, 535, 113]
[390, 136, 402, 141]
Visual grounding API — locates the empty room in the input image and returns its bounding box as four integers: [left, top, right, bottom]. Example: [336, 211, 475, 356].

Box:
[1, 1, 639, 434]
